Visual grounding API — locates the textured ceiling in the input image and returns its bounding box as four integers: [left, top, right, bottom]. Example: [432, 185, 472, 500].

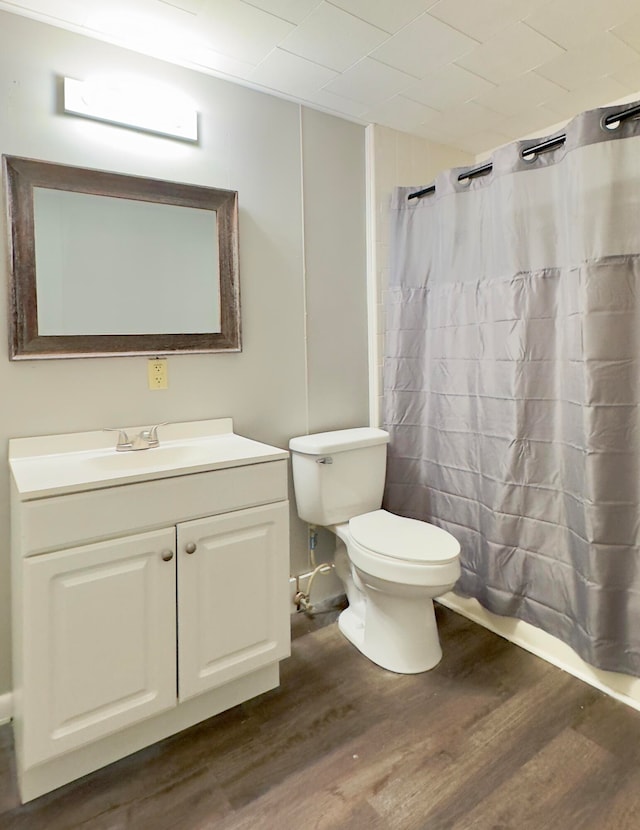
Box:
[3, 0, 640, 154]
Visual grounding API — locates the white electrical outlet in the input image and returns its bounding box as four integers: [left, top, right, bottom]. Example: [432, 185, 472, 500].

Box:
[148, 358, 168, 390]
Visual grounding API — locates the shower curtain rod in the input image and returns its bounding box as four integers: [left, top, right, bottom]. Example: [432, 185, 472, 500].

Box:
[407, 101, 640, 201]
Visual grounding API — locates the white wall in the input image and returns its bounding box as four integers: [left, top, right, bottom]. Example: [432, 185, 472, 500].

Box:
[302, 108, 369, 434]
[367, 125, 473, 425]
[0, 11, 369, 695]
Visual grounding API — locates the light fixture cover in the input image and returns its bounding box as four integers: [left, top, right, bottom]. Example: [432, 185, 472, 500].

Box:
[63, 77, 198, 142]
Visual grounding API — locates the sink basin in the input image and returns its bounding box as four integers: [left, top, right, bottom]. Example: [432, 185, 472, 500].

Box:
[9, 419, 289, 499]
[87, 441, 224, 471]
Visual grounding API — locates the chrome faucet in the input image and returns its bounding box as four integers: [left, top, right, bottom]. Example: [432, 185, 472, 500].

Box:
[104, 423, 166, 451]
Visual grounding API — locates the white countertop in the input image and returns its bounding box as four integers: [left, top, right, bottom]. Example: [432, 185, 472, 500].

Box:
[9, 418, 288, 499]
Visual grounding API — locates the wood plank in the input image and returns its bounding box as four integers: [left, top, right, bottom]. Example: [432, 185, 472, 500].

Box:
[450, 728, 610, 830]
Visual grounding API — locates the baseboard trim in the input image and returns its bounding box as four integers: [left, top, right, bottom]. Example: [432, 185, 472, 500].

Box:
[0, 691, 13, 725]
[438, 592, 640, 712]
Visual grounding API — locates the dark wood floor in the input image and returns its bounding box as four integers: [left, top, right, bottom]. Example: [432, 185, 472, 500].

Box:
[2, 603, 640, 829]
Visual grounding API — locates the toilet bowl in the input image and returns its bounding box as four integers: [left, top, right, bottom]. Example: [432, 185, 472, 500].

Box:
[332, 510, 460, 673]
[289, 428, 461, 674]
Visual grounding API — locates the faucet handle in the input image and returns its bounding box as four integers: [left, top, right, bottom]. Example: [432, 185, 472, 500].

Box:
[146, 422, 168, 446]
[104, 427, 132, 451]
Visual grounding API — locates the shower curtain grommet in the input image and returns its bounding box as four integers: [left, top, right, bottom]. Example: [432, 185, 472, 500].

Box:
[601, 114, 621, 131]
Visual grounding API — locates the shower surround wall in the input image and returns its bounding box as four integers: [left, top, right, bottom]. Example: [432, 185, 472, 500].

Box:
[0, 11, 369, 704]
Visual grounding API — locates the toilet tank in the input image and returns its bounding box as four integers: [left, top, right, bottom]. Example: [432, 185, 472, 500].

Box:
[289, 428, 390, 525]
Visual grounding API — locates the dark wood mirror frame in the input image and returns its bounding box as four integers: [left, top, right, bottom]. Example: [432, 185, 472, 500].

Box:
[3, 155, 241, 359]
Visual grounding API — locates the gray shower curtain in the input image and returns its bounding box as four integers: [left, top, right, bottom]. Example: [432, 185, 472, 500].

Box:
[384, 103, 640, 677]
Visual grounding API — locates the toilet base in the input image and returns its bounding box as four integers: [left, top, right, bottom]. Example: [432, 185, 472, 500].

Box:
[337, 586, 443, 674]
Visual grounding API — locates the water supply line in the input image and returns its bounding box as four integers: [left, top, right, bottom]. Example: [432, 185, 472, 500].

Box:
[294, 525, 334, 613]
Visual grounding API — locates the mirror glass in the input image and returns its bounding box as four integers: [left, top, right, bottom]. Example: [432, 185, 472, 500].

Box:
[4, 156, 241, 358]
[33, 189, 220, 336]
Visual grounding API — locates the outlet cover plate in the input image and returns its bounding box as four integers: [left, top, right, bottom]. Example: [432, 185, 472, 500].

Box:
[148, 358, 168, 390]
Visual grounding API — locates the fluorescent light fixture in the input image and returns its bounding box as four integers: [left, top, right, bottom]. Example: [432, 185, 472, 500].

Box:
[63, 77, 198, 142]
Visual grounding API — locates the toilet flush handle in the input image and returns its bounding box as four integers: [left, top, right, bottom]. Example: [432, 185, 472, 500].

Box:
[316, 456, 333, 464]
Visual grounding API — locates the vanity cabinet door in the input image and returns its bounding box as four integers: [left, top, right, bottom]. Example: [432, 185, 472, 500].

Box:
[177, 502, 290, 701]
[21, 528, 177, 768]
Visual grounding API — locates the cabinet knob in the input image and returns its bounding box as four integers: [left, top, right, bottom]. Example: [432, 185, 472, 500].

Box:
[185, 542, 197, 555]
[161, 549, 174, 562]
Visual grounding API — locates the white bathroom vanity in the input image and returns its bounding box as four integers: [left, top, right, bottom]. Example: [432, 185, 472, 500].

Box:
[9, 418, 290, 802]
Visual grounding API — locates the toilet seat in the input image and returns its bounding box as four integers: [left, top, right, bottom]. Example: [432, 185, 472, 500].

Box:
[349, 510, 460, 564]
[345, 510, 461, 587]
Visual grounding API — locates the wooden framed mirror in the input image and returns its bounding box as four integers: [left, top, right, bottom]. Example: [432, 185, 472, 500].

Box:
[3, 156, 241, 359]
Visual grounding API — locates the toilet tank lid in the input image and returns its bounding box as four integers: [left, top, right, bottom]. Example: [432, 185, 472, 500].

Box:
[289, 427, 389, 455]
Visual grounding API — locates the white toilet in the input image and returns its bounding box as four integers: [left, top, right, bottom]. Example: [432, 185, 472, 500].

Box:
[289, 427, 461, 674]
